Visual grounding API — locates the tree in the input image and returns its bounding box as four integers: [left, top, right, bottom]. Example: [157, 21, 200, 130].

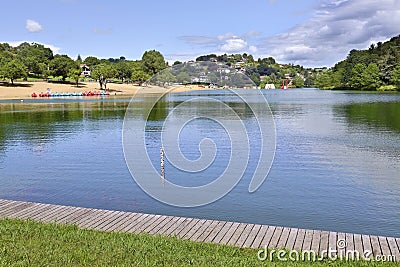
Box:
[349, 63, 367, 89]
[68, 67, 82, 87]
[91, 63, 117, 90]
[391, 64, 400, 90]
[83, 56, 101, 67]
[131, 69, 150, 82]
[115, 61, 132, 82]
[141, 50, 167, 76]
[49, 55, 75, 81]
[294, 76, 305, 88]
[362, 63, 381, 90]
[173, 61, 182, 66]
[176, 72, 191, 84]
[1, 60, 27, 84]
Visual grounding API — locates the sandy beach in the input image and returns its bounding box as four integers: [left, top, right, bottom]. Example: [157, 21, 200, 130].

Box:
[0, 81, 209, 100]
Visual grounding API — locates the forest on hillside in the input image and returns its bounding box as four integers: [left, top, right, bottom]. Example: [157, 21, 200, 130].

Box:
[315, 35, 400, 91]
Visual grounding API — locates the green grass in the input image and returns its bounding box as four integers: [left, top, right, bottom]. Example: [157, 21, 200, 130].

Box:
[0, 218, 397, 266]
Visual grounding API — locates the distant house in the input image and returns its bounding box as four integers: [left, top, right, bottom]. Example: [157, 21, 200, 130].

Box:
[265, 84, 276, 89]
[80, 64, 91, 77]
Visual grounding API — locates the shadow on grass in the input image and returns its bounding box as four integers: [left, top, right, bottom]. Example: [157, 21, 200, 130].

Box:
[0, 82, 33, 88]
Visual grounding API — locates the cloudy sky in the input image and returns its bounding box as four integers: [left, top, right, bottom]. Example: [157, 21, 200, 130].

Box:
[1, 0, 399, 67]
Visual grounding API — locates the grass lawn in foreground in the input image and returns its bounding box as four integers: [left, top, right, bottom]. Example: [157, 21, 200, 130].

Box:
[0, 218, 397, 266]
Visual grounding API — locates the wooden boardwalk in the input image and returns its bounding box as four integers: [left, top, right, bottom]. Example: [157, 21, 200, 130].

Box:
[0, 199, 399, 261]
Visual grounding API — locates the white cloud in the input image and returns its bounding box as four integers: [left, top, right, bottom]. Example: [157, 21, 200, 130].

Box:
[179, 31, 260, 56]
[220, 38, 248, 53]
[258, 0, 400, 67]
[26, 19, 43, 33]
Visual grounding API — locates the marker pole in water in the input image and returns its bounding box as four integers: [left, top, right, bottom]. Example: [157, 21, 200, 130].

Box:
[160, 146, 165, 185]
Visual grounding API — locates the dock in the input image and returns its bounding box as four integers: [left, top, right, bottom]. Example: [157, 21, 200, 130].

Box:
[0, 199, 399, 261]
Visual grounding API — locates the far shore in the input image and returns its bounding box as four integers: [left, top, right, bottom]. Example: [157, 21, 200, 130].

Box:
[0, 81, 210, 100]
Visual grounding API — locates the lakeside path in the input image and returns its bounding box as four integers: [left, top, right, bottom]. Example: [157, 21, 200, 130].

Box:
[0, 81, 207, 100]
[0, 199, 399, 261]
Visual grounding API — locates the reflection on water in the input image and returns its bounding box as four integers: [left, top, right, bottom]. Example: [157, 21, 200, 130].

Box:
[0, 90, 399, 237]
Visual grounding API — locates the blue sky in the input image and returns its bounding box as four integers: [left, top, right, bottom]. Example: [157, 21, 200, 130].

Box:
[1, 0, 399, 67]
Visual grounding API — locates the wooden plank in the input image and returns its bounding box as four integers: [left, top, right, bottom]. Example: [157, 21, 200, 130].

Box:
[18, 204, 52, 219]
[370, 235, 382, 257]
[210, 221, 233, 244]
[286, 228, 299, 251]
[6, 203, 42, 218]
[345, 233, 355, 256]
[1, 202, 35, 216]
[261, 226, 276, 249]
[226, 223, 247, 246]
[59, 208, 93, 224]
[337, 232, 346, 260]
[93, 211, 126, 231]
[378, 236, 391, 258]
[156, 217, 183, 236]
[219, 222, 240, 245]
[189, 220, 214, 241]
[310, 230, 321, 255]
[196, 220, 220, 242]
[268, 226, 283, 249]
[293, 228, 306, 252]
[125, 214, 154, 233]
[275, 227, 290, 249]
[361, 235, 373, 260]
[387, 237, 400, 261]
[302, 229, 314, 251]
[234, 224, 255, 247]
[73, 209, 102, 227]
[319, 231, 330, 258]
[29, 205, 69, 222]
[0, 201, 26, 215]
[203, 221, 228, 243]
[104, 212, 138, 232]
[161, 217, 187, 237]
[353, 234, 363, 258]
[181, 219, 207, 239]
[243, 224, 262, 248]
[142, 215, 169, 233]
[79, 209, 112, 228]
[176, 218, 201, 238]
[148, 216, 174, 235]
[112, 213, 147, 232]
[250, 225, 269, 249]
[168, 217, 195, 238]
[328, 232, 337, 258]
[108, 212, 140, 232]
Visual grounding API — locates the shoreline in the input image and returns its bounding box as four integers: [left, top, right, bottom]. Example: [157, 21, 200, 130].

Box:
[0, 81, 210, 101]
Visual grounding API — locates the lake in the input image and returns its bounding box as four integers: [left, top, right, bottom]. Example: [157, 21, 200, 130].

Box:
[0, 89, 399, 238]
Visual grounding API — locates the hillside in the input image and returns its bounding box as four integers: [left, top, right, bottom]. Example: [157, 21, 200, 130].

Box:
[315, 34, 400, 91]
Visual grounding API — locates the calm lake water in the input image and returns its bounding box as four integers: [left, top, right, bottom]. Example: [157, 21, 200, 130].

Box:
[0, 89, 399, 237]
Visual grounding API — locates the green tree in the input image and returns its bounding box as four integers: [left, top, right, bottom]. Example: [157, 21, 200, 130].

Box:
[115, 61, 132, 82]
[349, 63, 367, 89]
[83, 56, 101, 67]
[91, 63, 117, 90]
[362, 63, 381, 90]
[49, 55, 75, 81]
[391, 64, 400, 90]
[68, 67, 82, 87]
[173, 61, 182, 66]
[1, 59, 27, 84]
[131, 69, 150, 82]
[176, 72, 191, 84]
[141, 50, 167, 76]
[16, 43, 53, 75]
[294, 76, 305, 88]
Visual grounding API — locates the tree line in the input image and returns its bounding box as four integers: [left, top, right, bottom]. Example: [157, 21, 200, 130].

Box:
[0, 42, 167, 89]
[315, 35, 400, 91]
